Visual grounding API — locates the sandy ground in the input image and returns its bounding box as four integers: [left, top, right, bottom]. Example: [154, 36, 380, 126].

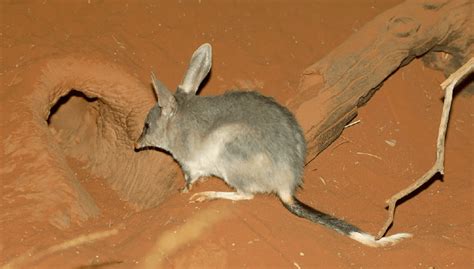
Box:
[1, 0, 472, 268]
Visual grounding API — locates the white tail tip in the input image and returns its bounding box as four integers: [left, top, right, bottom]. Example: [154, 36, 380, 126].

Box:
[349, 231, 412, 247]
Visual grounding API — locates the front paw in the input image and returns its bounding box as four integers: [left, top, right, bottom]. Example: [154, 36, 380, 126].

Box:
[180, 183, 192, 193]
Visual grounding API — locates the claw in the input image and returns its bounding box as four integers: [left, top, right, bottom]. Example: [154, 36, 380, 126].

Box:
[180, 182, 193, 194]
[189, 192, 212, 203]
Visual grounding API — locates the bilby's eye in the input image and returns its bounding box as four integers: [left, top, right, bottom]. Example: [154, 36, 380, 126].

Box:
[143, 123, 150, 133]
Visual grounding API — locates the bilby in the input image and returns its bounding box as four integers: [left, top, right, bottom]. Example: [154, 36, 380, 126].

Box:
[135, 43, 412, 247]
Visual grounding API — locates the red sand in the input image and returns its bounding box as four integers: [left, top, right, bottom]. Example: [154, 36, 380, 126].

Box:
[1, 1, 472, 268]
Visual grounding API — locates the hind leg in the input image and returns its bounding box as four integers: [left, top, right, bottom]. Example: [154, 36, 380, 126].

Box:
[189, 191, 254, 203]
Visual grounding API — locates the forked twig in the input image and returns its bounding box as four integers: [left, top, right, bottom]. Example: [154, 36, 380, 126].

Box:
[376, 58, 474, 239]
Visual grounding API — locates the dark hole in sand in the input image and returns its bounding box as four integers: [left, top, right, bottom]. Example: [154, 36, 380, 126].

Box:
[46, 89, 103, 166]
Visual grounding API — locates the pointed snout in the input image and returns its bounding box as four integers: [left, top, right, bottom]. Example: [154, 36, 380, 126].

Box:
[134, 138, 144, 150]
[134, 142, 140, 150]
[134, 131, 147, 150]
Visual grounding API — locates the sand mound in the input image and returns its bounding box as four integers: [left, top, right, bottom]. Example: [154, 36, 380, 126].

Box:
[1, 55, 178, 229]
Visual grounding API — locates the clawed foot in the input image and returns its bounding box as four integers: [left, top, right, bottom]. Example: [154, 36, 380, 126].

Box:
[188, 191, 254, 203]
[180, 183, 193, 194]
[189, 191, 215, 203]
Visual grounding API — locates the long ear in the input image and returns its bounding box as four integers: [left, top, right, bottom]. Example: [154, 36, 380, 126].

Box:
[179, 43, 212, 94]
[151, 72, 177, 116]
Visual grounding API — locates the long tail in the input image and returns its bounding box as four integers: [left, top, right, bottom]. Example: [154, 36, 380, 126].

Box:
[282, 197, 412, 247]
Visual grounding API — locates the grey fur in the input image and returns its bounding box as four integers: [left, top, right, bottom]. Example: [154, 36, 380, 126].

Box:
[135, 43, 411, 247]
[136, 43, 306, 197]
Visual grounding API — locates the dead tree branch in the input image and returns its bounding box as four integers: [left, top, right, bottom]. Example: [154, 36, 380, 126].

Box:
[376, 58, 474, 239]
[288, 0, 473, 162]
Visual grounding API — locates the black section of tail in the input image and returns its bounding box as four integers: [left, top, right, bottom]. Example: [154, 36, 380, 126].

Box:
[282, 197, 362, 236]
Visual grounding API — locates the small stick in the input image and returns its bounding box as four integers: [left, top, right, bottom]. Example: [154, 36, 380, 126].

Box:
[2, 228, 119, 269]
[356, 151, 382, 160]
[375, 58, 474, 239]
[344, 119, 361, 128]
[319, 176, 327, 185]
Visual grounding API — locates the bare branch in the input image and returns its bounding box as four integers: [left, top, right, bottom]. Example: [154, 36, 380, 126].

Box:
[376, 58, 474, 239]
